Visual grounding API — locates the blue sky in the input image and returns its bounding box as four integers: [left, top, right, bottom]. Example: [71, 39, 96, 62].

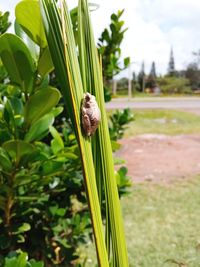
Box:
[2, 0, 200, 77]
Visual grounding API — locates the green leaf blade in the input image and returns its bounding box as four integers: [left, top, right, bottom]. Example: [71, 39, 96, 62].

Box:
[77, 0, 129, 265]
[39, 0, 110, 266]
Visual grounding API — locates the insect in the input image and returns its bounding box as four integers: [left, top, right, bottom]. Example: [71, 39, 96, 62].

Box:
[81, 92, 101, 136]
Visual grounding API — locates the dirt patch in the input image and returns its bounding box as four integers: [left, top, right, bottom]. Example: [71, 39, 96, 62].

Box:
[116, 134, 200, 183]
[183, 109, 200, 116]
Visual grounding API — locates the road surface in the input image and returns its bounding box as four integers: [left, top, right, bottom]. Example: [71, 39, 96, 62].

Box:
[106, 97, 200, 110]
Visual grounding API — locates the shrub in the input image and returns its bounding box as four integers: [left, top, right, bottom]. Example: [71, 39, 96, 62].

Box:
[157, 76, 192, 94]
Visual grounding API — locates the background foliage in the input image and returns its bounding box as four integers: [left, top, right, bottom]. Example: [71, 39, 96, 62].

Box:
[0, 2, 132, 266]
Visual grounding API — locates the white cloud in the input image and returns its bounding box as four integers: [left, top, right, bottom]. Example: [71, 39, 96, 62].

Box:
[89, 0, 200, 76]
[2, 0, 200, 76]
[135, 0, 200, 73]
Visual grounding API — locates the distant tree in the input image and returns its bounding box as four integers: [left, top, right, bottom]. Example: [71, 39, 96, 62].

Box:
[137, 61, 146, 92]
[150, 61, 156, 78]
[185, 63, 200, 90]
[98, 10, 130, 84]
[178, 50, 200, 90]
[193, 50, 200, 67]
[168, 47, 176, 76]
[146, 61, 157, 89]
[0, 11, 11, 35]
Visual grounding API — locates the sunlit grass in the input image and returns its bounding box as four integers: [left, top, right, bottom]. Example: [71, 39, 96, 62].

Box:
[114, 109, 200, 266]
[125, 109, 200, 136]
[85, 176, 200, 267]
[84, 109, 200, 266]
[122, 175, 200, 267]
[113, 92, 200, 99]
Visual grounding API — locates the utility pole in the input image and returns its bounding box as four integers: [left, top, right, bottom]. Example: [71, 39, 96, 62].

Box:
[112, 79, 117, 96]
[128, 61, 139, 98]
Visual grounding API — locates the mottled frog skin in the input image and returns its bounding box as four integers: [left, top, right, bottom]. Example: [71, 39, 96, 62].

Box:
[81, 92, 101, 136]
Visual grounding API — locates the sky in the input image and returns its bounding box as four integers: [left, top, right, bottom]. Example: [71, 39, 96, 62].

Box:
[1, 0, 200, 77]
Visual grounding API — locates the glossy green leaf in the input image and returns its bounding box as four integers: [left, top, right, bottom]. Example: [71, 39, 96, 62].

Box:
[14, 20, 39, 61]
[51, 106, 63, 117]
[29, 259, 44, 267]
[16, 253, 27, 267]
[41, 160, 63, 175]
[4, 99, 16, 128]
[38, 46, 54, 77]
[10, 97, 24, 126]
[0, 147, 12, 172]
[49, 205, 66, 217]
[24, 87, 60, 125]
[4, 252, 27, 267]
[12, 223, 31, 234]
[14, 174, 39, 187]
[10, 97, 23, 116]
[115, 167, 132, 197]
[124, 56, 130, 67]
[4, 257, 17, 267]
[49, 126, 64, 154]
[25, 113, 54, 142]
[60, 151, 78, 160]
[15, 0, 47, 48]
[16, 235, 25, 243]
[3, 140, 35, 164]
[14, 20, 24, 39]
[0, 33, 36, 93]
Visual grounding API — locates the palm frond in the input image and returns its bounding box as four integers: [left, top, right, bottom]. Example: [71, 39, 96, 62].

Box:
[39, 0, 109, 265]
[77, 0, 129, 266]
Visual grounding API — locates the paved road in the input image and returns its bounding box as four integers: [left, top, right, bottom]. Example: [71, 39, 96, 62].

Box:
[106, 97, 200, 110]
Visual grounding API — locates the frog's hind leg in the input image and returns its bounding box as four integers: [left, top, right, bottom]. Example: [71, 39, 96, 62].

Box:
[82, 114, 91, 136]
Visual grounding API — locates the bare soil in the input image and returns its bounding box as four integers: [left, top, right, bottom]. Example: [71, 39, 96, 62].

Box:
[116, 134, 200, 183]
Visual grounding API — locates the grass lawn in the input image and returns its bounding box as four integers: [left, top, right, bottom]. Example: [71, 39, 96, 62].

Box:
[85, 176, 200, 267]
[85, 109, 200, 267]
[122, 176, 200, 267]
[125, 109, 200, 137]
[113, 92, 199, 99]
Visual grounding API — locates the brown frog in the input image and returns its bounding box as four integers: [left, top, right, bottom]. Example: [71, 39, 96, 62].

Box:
[81, 92, 101, 136]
